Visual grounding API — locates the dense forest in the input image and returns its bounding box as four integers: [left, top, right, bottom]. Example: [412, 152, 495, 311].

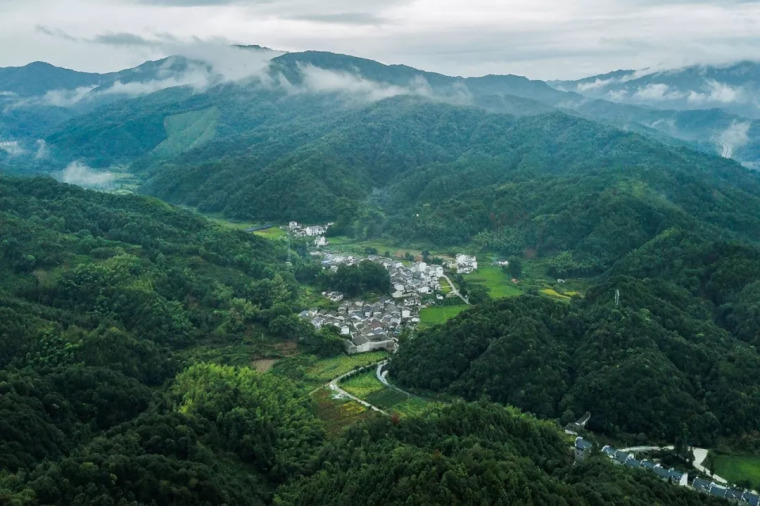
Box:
[139, 98, 760, 280]
[0, 176, 733, 504]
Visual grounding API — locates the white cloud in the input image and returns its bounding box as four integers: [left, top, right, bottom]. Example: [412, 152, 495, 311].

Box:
[576, 77, 617, 92]
[687, 79, 743, 104]
[293, 64, 422, 101]
[717, 120, 750, 149]
[2, 0, 760, 80]
[632, 83, 686, 101]
[59, 161, 116, 188]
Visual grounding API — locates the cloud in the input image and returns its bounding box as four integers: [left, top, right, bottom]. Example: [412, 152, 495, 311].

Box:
[59, 162, 116, 188]
[285, 12, 386, 25]
[35, 140, 48, 160]
[687, 79, 743, 104]
[632, 83, 686, 101]
[576, 77, 617, 92]
[717, 120, 750, 150]
[35, 25, 78, 42]
[287, 64, 472, 105]
[293, 64, 416, 101]
[91, 32, 166, 47]
[6, 0, 760, 82]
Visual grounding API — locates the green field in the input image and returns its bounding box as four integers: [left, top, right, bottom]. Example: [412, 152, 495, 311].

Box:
[463, 264, 523, 299]
[341, 370, 439, 417]
[419, 305, 469, 326]
[153, 107, 220, 157]
[714, 454, 760, 489]
[273, 352, 387, 390]
[341, 370, 386, 398]
[253, 227, 287, 240]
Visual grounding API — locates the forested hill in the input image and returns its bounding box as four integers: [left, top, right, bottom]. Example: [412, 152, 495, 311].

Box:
[0, 175, 726, 505]
[390, 231, 760, 445]
[142, 97, 760, 279]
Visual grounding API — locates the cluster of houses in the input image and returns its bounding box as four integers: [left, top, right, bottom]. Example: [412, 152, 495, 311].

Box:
[692, 478, 760, 504]
[300, 298, 417, 354]
[288, 221, 332, 247]
[0, 140, 22, 155]
[301, 252, 466, 354]
[575, 438, 759, 504]
[454, 254, 478, 274]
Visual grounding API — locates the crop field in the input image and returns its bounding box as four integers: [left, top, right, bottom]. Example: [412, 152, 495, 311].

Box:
[419, 305, 468, 326]
[463, 265, 523, 298]
[365, 388, 409, 409]
[312, 389, 375, 437]
[395, 396, 440, 417]
[306, 353, 387, 382]
[272, 352, 387, 390]
[341, 370, 386, 398]
[714, 454, 760, 489]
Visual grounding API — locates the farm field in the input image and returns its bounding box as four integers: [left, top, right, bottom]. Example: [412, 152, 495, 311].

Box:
[713, 454, 760, 490]
[419, 305, 469, 326]
[311, 388, 376, 437]
[341, 370, 386, 398]
[341, 370, 441, 417]
[463, 264, 523, 299]
[273, 352, 388, 390]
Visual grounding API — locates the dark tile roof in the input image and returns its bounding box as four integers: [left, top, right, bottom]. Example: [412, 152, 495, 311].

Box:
[575, 438, 593, 451]
[692, 478, 711, 491]
[640, 460, 656, 470]
[744, 492, 760, 506]
[709, 486, 729, 498]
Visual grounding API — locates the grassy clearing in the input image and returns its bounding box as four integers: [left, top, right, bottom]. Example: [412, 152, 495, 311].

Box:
[463, 264, 523, 299]
[178, 340, 269, 368]
[153, 107, 220, 157]
[540, 288, 571, 300]
[439, 277, 452, 294]
[714, 454, 760, 489]
[254, 227, 287, 240]
[419, 305, 468, 327]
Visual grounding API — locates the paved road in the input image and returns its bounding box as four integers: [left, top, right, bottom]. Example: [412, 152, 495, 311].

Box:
[618, 445, 674, 453]
[441, 274, 470, 305]
[376, 361, 416, 397]
[692, 448, 728, 484]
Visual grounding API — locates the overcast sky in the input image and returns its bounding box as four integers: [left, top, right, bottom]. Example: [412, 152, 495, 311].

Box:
[1, 0, 759, 80]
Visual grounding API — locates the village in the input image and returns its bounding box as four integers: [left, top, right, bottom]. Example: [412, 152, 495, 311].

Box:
[290, 221, 478, 354]
[575, 438, 760, 505]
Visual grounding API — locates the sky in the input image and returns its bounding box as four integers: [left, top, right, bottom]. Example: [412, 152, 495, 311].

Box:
[1, 0, 760, 80]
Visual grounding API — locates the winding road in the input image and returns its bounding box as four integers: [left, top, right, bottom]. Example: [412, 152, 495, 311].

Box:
[441, 274, 470, 305]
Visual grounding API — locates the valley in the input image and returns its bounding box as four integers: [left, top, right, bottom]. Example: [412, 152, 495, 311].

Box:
[1, 46, 760, 505]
